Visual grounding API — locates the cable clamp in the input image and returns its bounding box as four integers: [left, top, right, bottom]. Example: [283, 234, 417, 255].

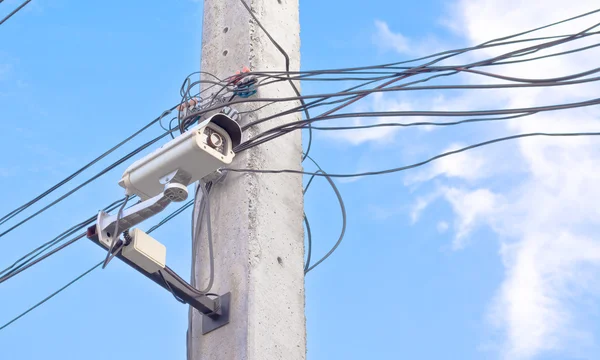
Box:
[221, 106, 240, 122]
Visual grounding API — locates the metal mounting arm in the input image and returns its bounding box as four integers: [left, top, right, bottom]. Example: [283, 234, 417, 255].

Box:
[86, 224, 231, 334]
[96, 178, 189, 250]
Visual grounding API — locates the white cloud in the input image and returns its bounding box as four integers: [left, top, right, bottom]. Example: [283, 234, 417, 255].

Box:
[404, 142, 489, 184]
[321, 92, 411, 145]
[373, 20, 411, 54]
[336, 176, 363, 184]
[321, 91, 474, 146]
[373, 20, 447, 57]
[409, 188, 444, 223]
[490, 232, 600, 359]
[410, 197, 431, 224]
[444, 187, 501, 249]
[375, 1, 600, 358]
[319, 21, 467, 147]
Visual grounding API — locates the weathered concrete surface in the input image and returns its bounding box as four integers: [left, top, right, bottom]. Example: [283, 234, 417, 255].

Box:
[189, 0, 305, 359]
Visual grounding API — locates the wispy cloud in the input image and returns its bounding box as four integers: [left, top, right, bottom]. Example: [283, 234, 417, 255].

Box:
[374, 1, 600, 358]
[404, 142, 489, 185]
[373, 20, 446, 57]
[444, 187, 502, 249]
[373, 20, 411, 54]
[436, 221, 449, 233]
[409, 188, 444, 223]
[320, 92, 410, 145]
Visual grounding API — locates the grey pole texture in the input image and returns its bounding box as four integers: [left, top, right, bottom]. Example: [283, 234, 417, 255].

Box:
[188, 0, 305, 359]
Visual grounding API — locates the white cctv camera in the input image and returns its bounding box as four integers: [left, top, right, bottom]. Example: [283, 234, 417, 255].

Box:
[93, 113, 241, 251]
[119, 113, 242, 200]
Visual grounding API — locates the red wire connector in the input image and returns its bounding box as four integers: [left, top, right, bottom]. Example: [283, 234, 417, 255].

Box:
[177, 97, 201, 112]
[228, 66, 251, 85]
[228, 66, 257, 98]
[177, 97, 203, 123]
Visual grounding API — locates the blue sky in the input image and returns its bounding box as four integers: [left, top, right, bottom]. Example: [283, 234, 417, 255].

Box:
[1, 0, 600, 359]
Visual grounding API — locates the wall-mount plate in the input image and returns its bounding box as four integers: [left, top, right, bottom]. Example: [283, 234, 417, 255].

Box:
[202, 292, 231, 335]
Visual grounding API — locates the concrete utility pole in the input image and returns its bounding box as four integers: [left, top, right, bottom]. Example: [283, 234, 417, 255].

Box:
[188, 1, 305, 360]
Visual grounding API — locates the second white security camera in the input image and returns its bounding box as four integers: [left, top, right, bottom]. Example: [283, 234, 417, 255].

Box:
[118, 113, 242, 200]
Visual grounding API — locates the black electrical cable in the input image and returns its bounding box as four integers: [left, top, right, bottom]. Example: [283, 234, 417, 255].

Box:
[458, 66, 600, 84]
[162, 267, 221, 301]
[0, 234, 86, 285]
[254, 71, 405, 83]
[235, 29, 600, 78]
[277, 17, 600, 138]
[244, 15, 600, 76]
[303, 113, 538, 131]
[163, 266, 212, 297]
[0, 129, 173, 239]
[0, 197, 198, 331]
[102, 195, 130, 269]
[0, 197, 128, 280]
[0, 262, 103, 332]
[158, 110, 175, 132]
[4, 80, 546, 283]
[303, 170, 322, 195]
[338, 74, 600, 93]
[147, 199, 194, 233]
[179, 71, 223, 98]
[492, 40, 600, 66]
[223, 15, 600, 135]
[179, 81, 233, 132]
[303, 155, 346, 274]
[235, 97, 600, 152]
[302, 169, 322, 273]
[227, 132, 600, 179]
[0, 240, 124, 328]
[1, 224, 88, 278]
[0, 107, 175, 228]
[216, 8, 600, 80]
[379, 8, 600, 71]
[238, 73, 399, 132]
[0, 197, 136, 284]
[168, 117, 179, 139]
[179, 72, 230, 106]
[243, 70, 454, 134]
[301, 75, 599, 119]
[4, 5, 600, 331]
[236, 33, 600, 141]
[159, 270, 187, 304]
[303, 213, 312, 273]
[193, 182, 215, 294]
[240, 0, 314, 160]
[0, 0, 31, 26]
[182, 71, 412, 129]
[187, 181, 213, 356]
[219, 12, 600, 79]
[201, 60, 600, 133]
[175, 25, 600, 155]
[238, 70, 600, 131]
[462, 21, 600, 70]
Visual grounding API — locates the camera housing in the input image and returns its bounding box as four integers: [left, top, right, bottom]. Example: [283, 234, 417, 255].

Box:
[118, 113, 242, 200]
